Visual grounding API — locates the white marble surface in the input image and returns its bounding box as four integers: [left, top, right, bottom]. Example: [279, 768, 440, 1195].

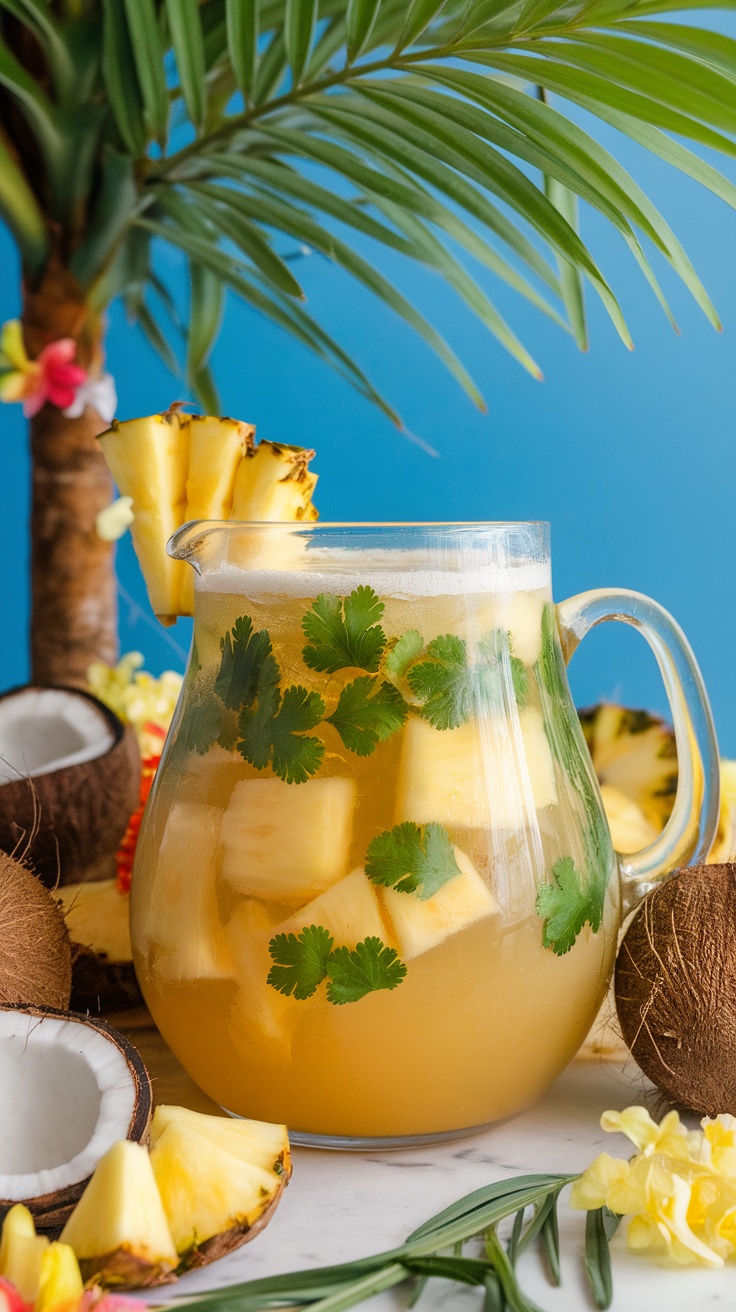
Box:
[163, 1059, 734, 1312]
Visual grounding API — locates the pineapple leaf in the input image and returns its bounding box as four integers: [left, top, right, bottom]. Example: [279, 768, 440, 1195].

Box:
[326, 937, 407, 1005]
[267, 924, 334, 999]
[366, 821, 461, 901]
[302, 587, 387, 674]
[535, 856, 604, 955]
[326, 676, 408, 756]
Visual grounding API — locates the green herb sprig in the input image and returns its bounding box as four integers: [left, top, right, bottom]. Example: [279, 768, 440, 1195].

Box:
[267, 926, 407, 1005]
[169, 1174, 616, 1312]
[534, 604, 614, 954]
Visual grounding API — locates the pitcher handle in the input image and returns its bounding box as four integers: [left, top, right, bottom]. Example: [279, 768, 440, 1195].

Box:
[556, 588, 720, 910]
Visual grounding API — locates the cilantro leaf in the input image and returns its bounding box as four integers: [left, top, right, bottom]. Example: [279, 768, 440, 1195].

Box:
[366, 821, 462, 900]
[270, 686, 326, 783]
[535, 857, 605, 956]
[267, 924, 334, 999]
[326, 677, 408, 756]
[239, 684, 326, 784]
[408, 634, 473, 730]
[326, 937, 407, 1004]
[215, 615, 279, 712]
[385, 629, 424, 678]
[477, 631, 529, 708]
[302, 587, 386, 673]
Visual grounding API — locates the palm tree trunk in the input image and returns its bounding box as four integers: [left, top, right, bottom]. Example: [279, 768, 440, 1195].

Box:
[22, 262, 118, 687]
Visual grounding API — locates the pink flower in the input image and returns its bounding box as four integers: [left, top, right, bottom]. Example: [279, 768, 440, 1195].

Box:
[0, 320, 87, 417]
[26, 340, 87, 417]
[0, 1278, 32, 1312]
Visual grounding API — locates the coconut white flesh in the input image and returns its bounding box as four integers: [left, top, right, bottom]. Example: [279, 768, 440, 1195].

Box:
[0, 689, 115, 786]
[0, 1012, 136, 1201]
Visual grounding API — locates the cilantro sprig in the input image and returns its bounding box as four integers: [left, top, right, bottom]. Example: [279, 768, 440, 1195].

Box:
[326, 677, 408, 756]
[239, 683, 326, 784]
[267, 925, 407, 1004]
[407, 633, 528, 730]
[534, 603, 613, 955]
[302, 587, 387, 673]
[366, 822, 461, 900]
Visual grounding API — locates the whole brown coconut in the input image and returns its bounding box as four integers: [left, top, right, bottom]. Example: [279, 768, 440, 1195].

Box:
[0, 852, 72, 1009]
[615, 863, 736, 1115]
[0, 686, 140, 887]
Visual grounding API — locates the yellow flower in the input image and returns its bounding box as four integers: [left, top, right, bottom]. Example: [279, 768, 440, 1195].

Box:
[702, 1116, 736, 1177]
[0, 319, 36, 402]
[87, 654, 182, 754]
[95, 495, 134, 542]
[600, 1106, 692, 1159]
[570, 1154, 630, 1210]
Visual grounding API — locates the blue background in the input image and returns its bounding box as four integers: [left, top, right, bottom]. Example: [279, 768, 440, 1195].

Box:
[2, 103, 735, 751]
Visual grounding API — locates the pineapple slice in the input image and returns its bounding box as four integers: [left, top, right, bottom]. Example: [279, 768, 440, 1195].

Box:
[599, 784, 658, 854]
[275, 867, 388, 945]
[231, 441, 318, 522]
[709, 760, 736, 862]
[60, 1141, 178, 1286]
[99, 411, 190, 623]
[397, 707, 557, 831]
[178, 415, 255, 615]
[220, 777, 355, 907]
[148, 1107, 290, 1264]
[142, 802, 232, 980]
[223, 900, 295, 1060]
[578, 703, 677, 830]
[380, 847, 498, 960]
[151, 1105, 289, 1176]
[0, 1206, 49, 1302]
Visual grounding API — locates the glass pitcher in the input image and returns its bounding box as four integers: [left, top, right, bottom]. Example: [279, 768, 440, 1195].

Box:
[131, 521, 719, 1148]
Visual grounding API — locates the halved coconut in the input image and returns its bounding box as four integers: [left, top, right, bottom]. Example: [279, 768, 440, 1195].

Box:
[0, 1008, 152, 1234]
[0, 687, 140, 887]
[58, 882, 142, 1015]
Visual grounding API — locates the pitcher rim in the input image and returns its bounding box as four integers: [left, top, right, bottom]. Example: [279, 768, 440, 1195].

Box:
[169, 519, 550, 560]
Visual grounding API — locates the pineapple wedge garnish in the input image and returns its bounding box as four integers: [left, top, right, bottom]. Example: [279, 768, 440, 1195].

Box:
[98, 411, 318, 622]
[220, 777, 355, 907]
[380, 847, 498, 960]
[178, 414, 255, 614]
[149, 1106, 290, 1267]
[598, 783, 658, 854]
[138, 802, 232, 981]
[578, 703, 677, 830]
[60, 1141, 178, 1287]
[275, 867, 388, 946]
[99, 412, 190, 624]
[231, 440, 318, 522]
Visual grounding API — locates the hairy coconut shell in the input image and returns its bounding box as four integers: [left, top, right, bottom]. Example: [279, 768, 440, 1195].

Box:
[0, 686, 140, 887]
[0, 852, 72, 1009]
[0, 1005, 153, 1235]
[615, 863, 736, 1115]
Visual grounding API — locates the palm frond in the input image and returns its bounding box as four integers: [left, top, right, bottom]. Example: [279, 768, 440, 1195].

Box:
[4, 0, 736, 421]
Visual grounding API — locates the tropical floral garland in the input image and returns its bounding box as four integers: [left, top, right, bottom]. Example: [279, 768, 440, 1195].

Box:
[87, 653, 183, 890]
[0, 318, 116, 422]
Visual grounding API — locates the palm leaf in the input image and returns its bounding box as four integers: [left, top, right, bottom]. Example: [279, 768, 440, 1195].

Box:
[226, 0, 259, 100]
[0, 128, 47, 274]
[166, 0, 207, 129]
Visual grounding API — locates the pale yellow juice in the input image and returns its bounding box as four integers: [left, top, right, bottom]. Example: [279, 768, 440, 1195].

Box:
[132, 552, 619, 1140]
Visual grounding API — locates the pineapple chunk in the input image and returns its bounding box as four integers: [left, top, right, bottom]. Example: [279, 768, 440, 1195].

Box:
[396, 708, 557, 831]
[578, 703, 676, 830]
[276, 867, 387, 945]
[380, 847, 498, 960]
[0, 1205, 49, 1302]
[143, 802, 232, 980]
[178, 415, 255, 615]
[151, 1105, 289, 1176]
[34, 1244, 82, 1312]
[223, 900, 295, 1060]
[60, 1141, 178, 1285]
[99, 412, 190, 622]
[505, 590, 545, 666]
[231, 441, 318, 522]
[148, 1108, 290, 1258]
[599, 783, 658, 854]
[220, 777, 355, 907]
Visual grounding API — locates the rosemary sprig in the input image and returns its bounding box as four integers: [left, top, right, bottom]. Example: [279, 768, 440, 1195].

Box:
[169, 1171, 617, 1312]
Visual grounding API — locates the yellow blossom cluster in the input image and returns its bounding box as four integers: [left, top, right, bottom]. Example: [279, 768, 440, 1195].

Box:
[87, 653, 182, 757]
[570, 1105, 736, 1267]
